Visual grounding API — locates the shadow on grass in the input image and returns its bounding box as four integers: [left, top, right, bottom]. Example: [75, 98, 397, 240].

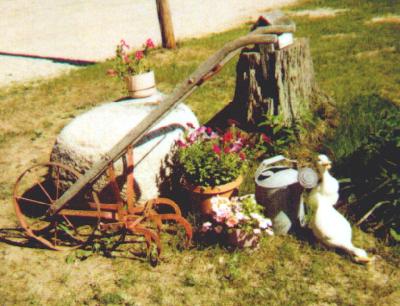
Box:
[0, 227, 48, 249]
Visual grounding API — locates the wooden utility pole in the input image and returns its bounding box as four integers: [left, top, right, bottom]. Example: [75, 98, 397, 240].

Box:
[156, 0, 176, 49]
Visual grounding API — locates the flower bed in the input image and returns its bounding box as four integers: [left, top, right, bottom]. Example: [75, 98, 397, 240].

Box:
[200, 195, 273, 248]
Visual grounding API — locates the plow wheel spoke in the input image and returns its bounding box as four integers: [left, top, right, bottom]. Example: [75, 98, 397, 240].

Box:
[13, 162, 99, 250]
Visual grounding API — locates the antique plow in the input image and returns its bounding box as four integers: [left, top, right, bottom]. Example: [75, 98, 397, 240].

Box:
[12, 22, 295, 258]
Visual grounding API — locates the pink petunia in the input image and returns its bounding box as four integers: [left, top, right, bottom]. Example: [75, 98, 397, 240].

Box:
[226, 216, 239, 228]
[212, 144, 222, 155]
[253, 228, 262, 235]
[215, 215, 225, 223]
[230, 143, 242, 153]
[198, 126, 207, 134]
[261, 133, 272, 144]
[123, 55, 130, 63]
[206, 127, 213, 136]
[176, 139, 187, 148]
[201, 221, 212, 232]
[265, 228, 274, 236]
[120, 39, 130, 49]
[209, 132, 219, 139]
[223, 131, 233, 143]
[187, 132, 197, 143]
[235, 212, 245, 221]
[135, 50, 144, 60]
[146, 38, 155, 48]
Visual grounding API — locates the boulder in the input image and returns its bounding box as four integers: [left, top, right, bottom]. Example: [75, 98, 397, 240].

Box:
[50, 95, 199, 204]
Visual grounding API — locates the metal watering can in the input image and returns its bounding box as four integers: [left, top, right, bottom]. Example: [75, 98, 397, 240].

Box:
[255, 155, 318, 235]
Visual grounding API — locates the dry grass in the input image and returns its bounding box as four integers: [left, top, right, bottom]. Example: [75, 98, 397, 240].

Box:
[355, 47, 396, 59]
[289, 8, 348, 18]
[1, 0, 400, 305]
[369, 15, 400, 24]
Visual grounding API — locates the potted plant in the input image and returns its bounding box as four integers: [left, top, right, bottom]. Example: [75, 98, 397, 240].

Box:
[176, 125, 254, 215]
[200, 195, 274, 248]
[108, 38, 156, 98]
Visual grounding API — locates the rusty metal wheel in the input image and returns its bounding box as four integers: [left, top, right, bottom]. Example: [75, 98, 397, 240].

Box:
[13, 162, 99, 250]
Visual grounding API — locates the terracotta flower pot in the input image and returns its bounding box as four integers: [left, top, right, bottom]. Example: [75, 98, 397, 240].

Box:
[185, 175, 243, 216]
[226, 228, 260, 249]
[125, 71, 156, 98]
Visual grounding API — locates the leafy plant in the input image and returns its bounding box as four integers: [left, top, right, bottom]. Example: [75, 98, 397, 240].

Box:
[339, 108, 400, 244]
[258, 113, 298, 155]
[108, 38, 155, 79]
[176, 125, 267, 187]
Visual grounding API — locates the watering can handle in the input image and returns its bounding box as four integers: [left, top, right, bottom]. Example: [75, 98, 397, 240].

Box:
[254, 155, 296, 180]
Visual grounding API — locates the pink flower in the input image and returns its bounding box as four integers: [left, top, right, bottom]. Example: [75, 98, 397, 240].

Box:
[209, 132, 219, 139]
[265, 228, 274, 236]
[135, 50, 144, 60]
[211, 198, 231, 222]
[120, 39, 130, 49]
[253, 228, 262, 235]
[213, 205, 230, 222]
[235, 212, 245, 221]
[187, 132, 197, 143]
[226, 216, 239, 228]
[176, 139, 187, 148]
[212, 144, 221, 155]
[215, 215, 225, 223]
[261, 133, 272, 144]
[201, 221, 212, 232]
[123, 55, 130, 63]
[146, 38, 155, 48]
[206, 127, 213, 136]
[198, 126, 207, 134]
[229, 142, 242, 153]
[258, 217, 272, 229]
[214, 225, 223, 234]
[223, 131, 233, 143]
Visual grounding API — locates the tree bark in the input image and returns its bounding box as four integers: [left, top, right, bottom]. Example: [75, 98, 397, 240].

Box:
[156, 0, 176, 49]
[230, 38, 318, 128]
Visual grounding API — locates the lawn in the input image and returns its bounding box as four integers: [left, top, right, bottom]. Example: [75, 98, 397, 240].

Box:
[0, 0, 399, 305]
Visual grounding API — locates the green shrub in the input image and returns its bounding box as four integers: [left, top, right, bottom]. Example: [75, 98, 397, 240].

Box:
[336, 98, 400, 244]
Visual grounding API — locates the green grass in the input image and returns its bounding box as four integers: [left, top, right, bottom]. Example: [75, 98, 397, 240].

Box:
[0, 0, 399, 305]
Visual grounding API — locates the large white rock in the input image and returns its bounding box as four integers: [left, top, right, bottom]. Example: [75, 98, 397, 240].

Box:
[50, 94, 199, 204]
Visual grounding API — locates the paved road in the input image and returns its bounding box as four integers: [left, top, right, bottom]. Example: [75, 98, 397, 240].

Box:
[0, 0, 296, 87]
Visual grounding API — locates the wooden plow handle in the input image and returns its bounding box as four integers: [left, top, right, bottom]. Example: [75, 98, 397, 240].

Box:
[47, 24, 295, 216]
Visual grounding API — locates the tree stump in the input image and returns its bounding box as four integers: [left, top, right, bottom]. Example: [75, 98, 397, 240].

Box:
[232, 38, 318, 128]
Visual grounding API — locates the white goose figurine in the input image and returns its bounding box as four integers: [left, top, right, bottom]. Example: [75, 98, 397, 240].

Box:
[306, 154, 371, 263]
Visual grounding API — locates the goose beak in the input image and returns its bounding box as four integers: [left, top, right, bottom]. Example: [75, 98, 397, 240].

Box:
[322, 162, 332, 170]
